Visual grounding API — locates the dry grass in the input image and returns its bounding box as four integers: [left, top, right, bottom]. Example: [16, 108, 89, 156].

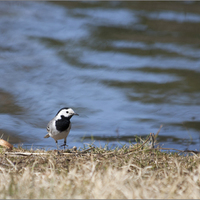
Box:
[0, 140, 200, 199]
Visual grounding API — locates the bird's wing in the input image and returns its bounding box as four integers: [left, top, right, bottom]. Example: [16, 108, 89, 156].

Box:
[45, 118, 55, 138]
[46, 118, 54, 132]
[47, 124, 50, 132]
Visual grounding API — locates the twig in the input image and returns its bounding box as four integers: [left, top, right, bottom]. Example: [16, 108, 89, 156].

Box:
[64, 147, 94, 155]
[129, 135, 151, 152]
[62, 147, 95, 155]
[119, 134, 151, 155]
[155, 124, 163, 139]
[80, 147, 95, 153]
[17, 154, 33, 165]
[5, 152, 48, 156]
[150, 132, 155, 149]
[5, 147, 95, 157]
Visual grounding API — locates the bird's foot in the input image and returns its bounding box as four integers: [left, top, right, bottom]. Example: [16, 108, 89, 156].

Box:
[60, 143, 68, 149]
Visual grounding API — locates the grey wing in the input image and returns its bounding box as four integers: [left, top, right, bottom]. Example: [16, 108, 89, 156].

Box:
[47, 118, 54, 132]
[44, 118, 54, 138]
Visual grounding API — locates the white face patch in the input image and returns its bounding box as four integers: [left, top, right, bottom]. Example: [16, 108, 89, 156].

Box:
[56, 108, 75, 119]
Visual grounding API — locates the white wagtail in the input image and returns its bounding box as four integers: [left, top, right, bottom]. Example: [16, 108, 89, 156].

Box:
[44, 107, 78, 149]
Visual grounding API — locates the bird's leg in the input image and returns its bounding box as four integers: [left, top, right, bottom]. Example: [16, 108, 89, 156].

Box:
[60, 138, 68, 149]
[56, 140, 61, 155]
[56, 140, 59, 150]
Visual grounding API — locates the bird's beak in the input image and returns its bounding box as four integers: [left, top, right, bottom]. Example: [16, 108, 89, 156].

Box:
[74, 112, 79, 116]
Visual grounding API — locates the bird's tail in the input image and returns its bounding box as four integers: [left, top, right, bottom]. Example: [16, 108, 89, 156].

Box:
[44, 133, 50, 138]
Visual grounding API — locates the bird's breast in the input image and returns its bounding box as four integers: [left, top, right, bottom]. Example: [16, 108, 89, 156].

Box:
[55, 118, 71, 132]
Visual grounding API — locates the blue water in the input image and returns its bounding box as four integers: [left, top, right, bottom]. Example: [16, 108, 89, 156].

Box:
[0, 1, 200, 151]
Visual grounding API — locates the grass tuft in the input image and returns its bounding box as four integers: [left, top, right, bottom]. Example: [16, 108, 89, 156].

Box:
[0, 136, 200, 198]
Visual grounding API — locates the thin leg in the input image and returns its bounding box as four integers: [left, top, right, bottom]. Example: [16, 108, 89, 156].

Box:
[56, 140, 61, 155]
[60, 138, 67, 149]
[56, 140, 59, 150]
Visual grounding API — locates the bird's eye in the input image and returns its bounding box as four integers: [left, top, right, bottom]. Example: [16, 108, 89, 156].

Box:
[66, 111, 69, 113]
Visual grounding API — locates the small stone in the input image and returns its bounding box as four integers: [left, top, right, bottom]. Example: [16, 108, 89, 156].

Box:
[72, 146, 77, 151]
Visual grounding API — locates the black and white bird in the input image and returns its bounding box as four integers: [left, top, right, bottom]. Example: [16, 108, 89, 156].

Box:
[44, 107, 78, 149]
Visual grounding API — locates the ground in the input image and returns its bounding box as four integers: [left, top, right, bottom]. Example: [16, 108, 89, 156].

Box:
[0, 139, 199, 199]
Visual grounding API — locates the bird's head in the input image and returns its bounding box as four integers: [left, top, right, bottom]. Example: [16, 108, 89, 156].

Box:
[56, 107, 79, 120]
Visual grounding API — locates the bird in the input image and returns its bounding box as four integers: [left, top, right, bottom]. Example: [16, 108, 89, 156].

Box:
[44, 107, 78, 150]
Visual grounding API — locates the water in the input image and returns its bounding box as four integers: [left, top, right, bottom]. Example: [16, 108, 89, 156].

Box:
[0, 1, 200, 151]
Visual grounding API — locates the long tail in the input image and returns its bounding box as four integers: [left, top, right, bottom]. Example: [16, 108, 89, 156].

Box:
[44, 133, 50, 138]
